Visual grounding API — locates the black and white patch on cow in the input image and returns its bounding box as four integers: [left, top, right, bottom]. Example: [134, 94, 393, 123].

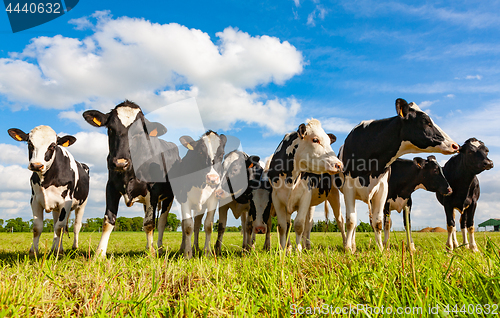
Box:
[213, 150, 262, 254]
[337, 98, 459, 253]
[381, 156, 452, 251]
[267, 119, 344, 251]
[8, 126, 90, 257]
[167, 130, 227, 259]
[436, 138, 493, 252]
[83, 100, 178, 257]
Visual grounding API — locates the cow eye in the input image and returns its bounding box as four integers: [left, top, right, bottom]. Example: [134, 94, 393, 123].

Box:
[312, 138, 320, 144]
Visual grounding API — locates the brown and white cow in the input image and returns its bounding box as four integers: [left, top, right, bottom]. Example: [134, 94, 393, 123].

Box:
[8, 126, 89, 257]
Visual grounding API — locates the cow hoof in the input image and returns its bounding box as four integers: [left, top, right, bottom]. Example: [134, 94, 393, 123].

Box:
[470, 245, 479, 253]
[29, 250, 41, 259]
[409, 243, 416, 253]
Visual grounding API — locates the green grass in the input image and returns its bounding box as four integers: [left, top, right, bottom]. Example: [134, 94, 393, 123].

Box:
[0, 231, 499, 317]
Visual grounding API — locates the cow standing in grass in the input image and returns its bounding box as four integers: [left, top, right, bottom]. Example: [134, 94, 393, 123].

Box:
[267, 119, 343, 251]
[335, 98, 459, 252]
[436, 138, 493, 252]
[8, 126, 89, 257]
[167, 131, 226, 259]
[83, 101, 179, 257]
[382, 156, 452, 251]
[214, 150, 262, 254]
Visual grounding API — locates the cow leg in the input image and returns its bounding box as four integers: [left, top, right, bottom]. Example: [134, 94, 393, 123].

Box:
[328, 187, 346, 246]
[142, 193, 156, 255]
[157, 199, 172, 251]
[343, 187, 357, 253]
[459, 211, 469, 249]
[180, 203, 194, 259]
[294, 190, 312, 252]
[96, 182, 121, 258]
[193, 213, 203, 255]
[72, 200, 86, 250]
[273, 193, 290, 251]
[370, 182, 388, 252]
[403, 203, 416, 253]
[465, 202, 478, 252]
[215, 205, 229, 255]
[264, 215, 272, 251]
[30, 200, 44, 258]
[241, 210, 251, 250]
[383, 203, 391, 249]
[52, 202, 70, 256]
[302, 206, 315, 250]
[203, 197, 218, 256]
[445, 206, 456, 251]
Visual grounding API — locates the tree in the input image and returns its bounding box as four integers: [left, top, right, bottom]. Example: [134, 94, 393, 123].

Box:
[165, 213, 180, 232]
[5, 218, 30, 232]
[311, 220, 339, 232]
[357, 221, 374, 232]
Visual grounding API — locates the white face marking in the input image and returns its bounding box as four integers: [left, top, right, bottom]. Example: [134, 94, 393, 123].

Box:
[203, 133, 221, 163]
[362, 120, 374, 128]
[471, 140, 481, 148]
[28, 125, 58, 172]
[252, 188, 270, 229]
[116, 107, 140, 127]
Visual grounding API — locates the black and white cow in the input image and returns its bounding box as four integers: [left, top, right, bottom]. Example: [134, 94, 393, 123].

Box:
[245, 178, 274, 251]
[167, 130, 226, 259]
[83, 100, 179, 257]
[267, 119, 344, 251]
[214, 150, 262, 254]
[8, 126, 89, 257]
[436, 138, 493, 252]
[382, 156, 452, 251]
[335, 98, 459, 252]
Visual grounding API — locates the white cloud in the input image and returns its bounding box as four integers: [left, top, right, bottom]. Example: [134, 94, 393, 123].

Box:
[320, 117, 358, 133]
[465, 75, 482, 80]
[0, 12, 304, 135]
[0, 144, 28, 166]
[307, 5, 328, 27]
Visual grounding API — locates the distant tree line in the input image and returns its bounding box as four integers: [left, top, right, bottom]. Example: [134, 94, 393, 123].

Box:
[0, 215, 373, 233]
[0, 214, 181, 233]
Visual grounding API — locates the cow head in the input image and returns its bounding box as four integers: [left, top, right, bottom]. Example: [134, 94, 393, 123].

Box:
[83, 100, 167, 172]
[216, 151, 261, 202]
[397, 99, 459, 155]
[8, 125, 76, 174]
[294, 119, 343, 175]
[413, 156, 452, 196]
[459, 138, 494, 174]
[179, 130, 227, 186]
[248, 188, 272, 234]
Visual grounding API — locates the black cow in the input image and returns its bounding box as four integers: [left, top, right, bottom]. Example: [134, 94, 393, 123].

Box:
[336, 98, 459, 252]
[8, 125, 89, 257]
[214, 150, 262, 254]
[83, 100, 179, 257]
[382, 156, 452, 251]
[436, 138, 493, 252]
[167, 130, 226, 259]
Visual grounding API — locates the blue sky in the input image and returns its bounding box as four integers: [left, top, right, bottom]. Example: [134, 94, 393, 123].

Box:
[0, 0, 498, 230]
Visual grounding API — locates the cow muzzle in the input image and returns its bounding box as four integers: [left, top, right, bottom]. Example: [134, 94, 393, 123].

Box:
[254, 226, 267, 234]
[206, 174, 220, 186]
[327, 161, 343, 174]
[113, 158, 130, 171]
[29, 162, 44, 172]
[484, 160, 494, 170]
[444, 187, 453, 196]
[215, 189, 228, 200]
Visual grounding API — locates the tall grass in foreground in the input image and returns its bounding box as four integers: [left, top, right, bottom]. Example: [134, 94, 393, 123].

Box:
[0, 232, 499, 317]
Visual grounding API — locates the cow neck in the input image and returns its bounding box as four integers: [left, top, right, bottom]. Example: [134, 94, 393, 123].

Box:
[344, 117, 402, 179]
[445, 154, 476, 188]
[40, 147, 69, 188]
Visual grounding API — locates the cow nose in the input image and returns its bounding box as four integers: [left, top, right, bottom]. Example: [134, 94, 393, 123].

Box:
[334, 162, 343, 171]
[113, 158, 130, 170]
[29, 162, 44, 171]
[206, 174, 219, 185]
[215, 189, 226, 199]
[254, 226, 266, 234]
[484, 160, 494, 170]
[446, 187, 453, 196]
[451, 143, 459, 151]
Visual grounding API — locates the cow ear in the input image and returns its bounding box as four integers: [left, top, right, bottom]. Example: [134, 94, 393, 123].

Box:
[219, 134, 227, 148]
[179, 136, 196, 151]
[145, 121, 167, 137]
[83, 110, 109, 127]
[8, 128, 28, 142]
[297, 123, 307, 139]
[247, 155, 260, 168]
[328, 133, 337, 144]
[413, 157, 425, 169]
[57, 135, 76, 147]
[396, 98, 410, 118]
[427, 155, 437, 162]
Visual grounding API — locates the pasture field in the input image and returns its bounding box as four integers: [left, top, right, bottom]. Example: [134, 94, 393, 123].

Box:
[0, 231, 499, 317]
